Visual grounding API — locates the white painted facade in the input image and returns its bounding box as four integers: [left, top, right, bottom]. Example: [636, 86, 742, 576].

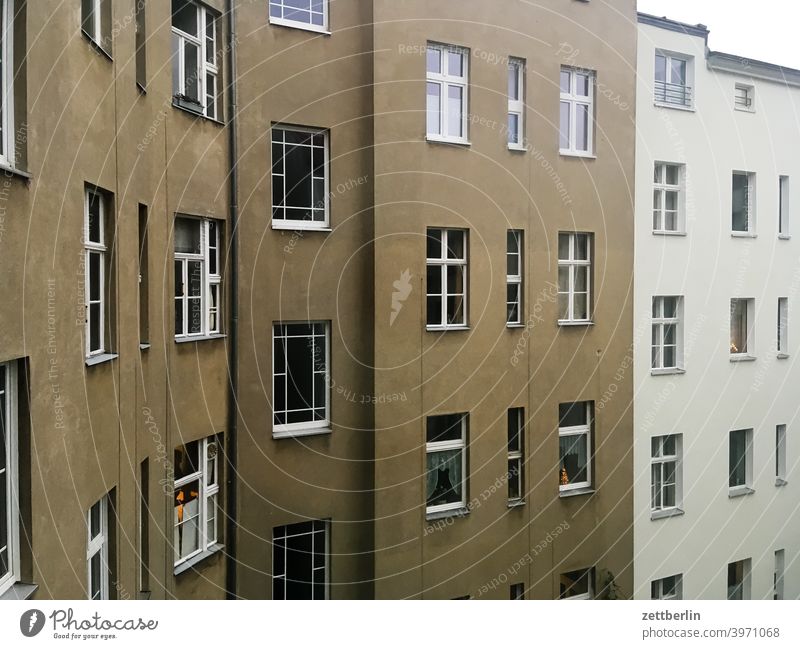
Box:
[634, 15, 800, 600]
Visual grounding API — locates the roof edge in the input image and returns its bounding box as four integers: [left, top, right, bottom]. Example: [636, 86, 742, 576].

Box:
[707, 51, 800, 86]
[637, 12, 709, 38]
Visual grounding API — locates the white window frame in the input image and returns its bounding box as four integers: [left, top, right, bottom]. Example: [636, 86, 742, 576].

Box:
[507, 58, 525, 150]
[776, 424, 787, 486]
[0, 0, 15, 168]
[732, 171, 756, 235]
[172, 1, 219, 119]
[268, 0, 329, 34]
[174, 217, 222, 339]
[774, 550, 785, 600]
[654, 51, 692, 108]
[0, 362, 19, 595]
[558, 232, 592, 324]
[507, 408, 524, 504]
[558, 402, 592, 493]
[86, 494, 109, 600]
[653, 163, 684, 233]
[651, 434, 682, 514]
[651, 574, 682, 600]
[272, 520, 329, 600]
[84, 187, 108, 358]
[729, 428, 754, 496]
[727, 558, 751, 600]
[730, 298, 755, 359]
[734, 83, 755, 112]
[271, 125, 330, 230]
[652, 296, 683, 371]
[506, 230, 523, 325]
[425, 414, 467, 515]
[559, 568, 594, 600]
[779, 176, 790, 237]
[559, 67, 594, 156]
[778, 297, 788, 356]
[426, 43, 469, 144]
[426, 228, 468, 330]
[272, 322, 330, 438]
[173, 436, 220, 568]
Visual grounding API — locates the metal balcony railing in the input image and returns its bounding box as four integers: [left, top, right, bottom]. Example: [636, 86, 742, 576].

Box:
[655, 80, 692, 107]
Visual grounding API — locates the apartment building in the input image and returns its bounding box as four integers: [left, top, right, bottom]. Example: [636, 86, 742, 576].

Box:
[634, 14, 800, 600]
[2, 0, 637, 601]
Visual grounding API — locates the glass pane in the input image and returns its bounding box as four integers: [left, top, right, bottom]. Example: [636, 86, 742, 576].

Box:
[287, 335, 315, 414]
[172, 0, 198, 36]
[447, 51, 463, 77]
[285, 141, 314, 209]
[508, 460, 521, 500]
[655, 54, 667, 82]
[427, 414, 463, 444]
[427, 47, 441, 74]
[732, 174, 749, 231]
[507, 410, 521, 452]
[575, 74, 589, 96]
[559, 101, 570, 149]
[663, 435, 676, 456]
[573, 293, 588, 320]
[90, 553, 102, 599]
[446, 265, 463, 294]
[447, 295, 464, 324]
[89, 252, 101, 301]
[559, 402, 587, 428]
[558, 233, 570, 260]
[205, 17, 215, 63]
[174, 218, 201, 253]
[508, 114, 519, 144]
[508, 63, 520, 99]
[89, 304, 102, 351]
[184, 41, 200, 101]
[731, 300, 747, 353]
[87, 192, 102, 243]
[446, 231, 465, 260]
[447, 86, 463, 138]
[188, 261, 202, 297]
[426, 449, 463, 507]
[575, 266, 588, 292]
[576, 103, 589, 151]
[559, 434, 588, 486]
[426, 229, 442, 260]
[575, 234, 588, 260]
[426, 83, 441, 135]
[670, 58, 686, 86]
[729, 431, 747, 487]
[560, 70, 570, 93]
[175, 441, 200, 480]
[427, 264, 442, 296]
[665, 165, 680, 186]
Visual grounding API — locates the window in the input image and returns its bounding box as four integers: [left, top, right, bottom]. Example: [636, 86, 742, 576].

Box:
[81, 0, 110, 53]
[734, 84, 754, 111]
[653, 163, 683, 233]
[272, 520, 328, 599]
[732, 172, 755, 234]
[730, 298, 754, 358]
[139, 459, 149, 593]
[651, 574, 682, 600]
[779, 176, 790, 236]
[559, 68, 594, 155]
[729, 429, 753, 495]
[510, 583, 524, 600]
[269, 0, 328, 32]
[774, 550, 785, 600]
[87, 494, 110, 600]
[557, 232, 591, 323]
[0, 362, 19, 594]
[775, 424, 787, 486]
[426, 228, 467, 328]
[135, 0, 147, 89]
[271, 126, 329, 229]
[558, 402, 592, 492]
[651, 434, 682, 514]
[426, 43, 469, 143]
[654, 52, 691, 107]
[173, 436, 220, 567]
[508, 58, 525, 148]
[652, 296, 683, 371]
[174, 217, 222, 338]
[0, 0, 16, 167]
[778, 298, 788, 356]
[559, 568, 593, 600]
[507, 408, 524, 503]
[272, 322, 329, 437]
[506, 230, 523, 325]
[426, 414, 467, 514]
[138, 205, 149, 347]
[84, 187, 113, 358]
[171, 0, 219, 119]
[727, 559, 751, 600]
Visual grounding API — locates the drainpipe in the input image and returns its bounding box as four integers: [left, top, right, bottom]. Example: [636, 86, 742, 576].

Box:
[225, 0, 239, 600]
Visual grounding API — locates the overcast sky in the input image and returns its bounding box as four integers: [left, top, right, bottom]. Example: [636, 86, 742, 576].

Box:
[637, 0, 800, 69]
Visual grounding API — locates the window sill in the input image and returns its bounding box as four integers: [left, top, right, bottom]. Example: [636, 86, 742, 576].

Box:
[654, 101, 695, 112]
[426, 325, 470, 332]
[426, 506, 470, 522]
[730, 354, 756, 363]
[652, 230, 687, 237]
[650, 507, 684, 521]
[508, 144, 528, 153]
[651, 368, 685, 376]
[82, 31, 113, 61]
[273, 426, 332, 440]
[775, 478, 788, 487]
[728, 486, 755, 499]
[0, 582, 38, 600]
[174, 543, 224, 576]
[426, 136, 471, 147]
[558, 320, 594, 327]
[559, 486, 594, 498]
[85, 353, 118, 367]
[175, 334, 226, 345]
[139, 343, 151, 351]
[778, 234, 791, 240]
[0, 163, 32, 181]
[268, 16, 331, 35]
[777, 353, 790, 360]
[507, 499, 525, 509]
[172, 98, 223, 125]
[559, 150, 596, 160]
[734, 106, 755, 114]
[272, 223, 331, 232]
[731, 232, 757, 238]
[506, 323, 526, 329]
